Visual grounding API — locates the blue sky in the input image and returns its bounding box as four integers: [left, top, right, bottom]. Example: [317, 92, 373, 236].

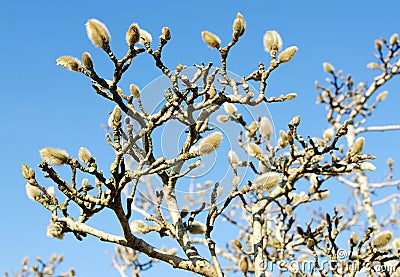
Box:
[1, 1, 400, 276]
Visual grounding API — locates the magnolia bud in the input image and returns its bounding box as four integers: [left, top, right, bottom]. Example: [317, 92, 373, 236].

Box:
[130, 220, 147, 235]
[21, 163, 35, 180]
[198, 132, 223, 156]
[39, 148, 70, 166]
[259, 117, 273, 138]
[56, 56, 82, 72]
[233, 12, 246, 38]
[252, 172, 281, 192]
[78, 147, 92, 164]
[375, 40, 383, 51]
[139, 29, 152, 46]
[25, 183, 41, 200]
[224, 103, 237, 115]
[285, 93, 297, 100]
[376, 90, 388, 102]
[278, 46, 298, 63]
[323, 62, 335, 74]
[188, 221, 207, 234]
[246, 142, 262, 158]
[228, 150, 239, 166]
[263, 30, 282, 54]
[201, 31, 221, 49]
[160, 27, 171, 41]
[349, 232, 359, 247]
[373, 231, 392, 248]
[351, 137, 364, 154]
[323, 128, 334, 142]
[129, 84, 141, 98]
[86, 19, 111, 50]
[390, 33, 398, 45]
[108, 106, 122, 129]
[126, 23, 140, 47]
[81, 52, 93, 70]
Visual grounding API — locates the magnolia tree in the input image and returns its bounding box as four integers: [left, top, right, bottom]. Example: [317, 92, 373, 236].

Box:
[21, 13, 400, 277]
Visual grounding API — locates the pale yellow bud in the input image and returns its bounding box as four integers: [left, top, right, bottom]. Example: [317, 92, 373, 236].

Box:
[139, 29, 152, 46]
[239, 256, 249, 276]
[198, 132, 223, 156]
[39, 148, 70, 166]
[306, 238, 315, 249]
[47, 223, 64, 239]
[228, 150, 239, 166]
[216, 115, 230, 123]
[78, 147, 92, 164]
[188, 221, 207, 234]
[367, 62, 379, 69]
[129, 84, 141, 98]
[323, 62, 335, 74]
[373, 231, 392, 248]
[201, 31, 221, 49]
[223, 103, 237, 115]
[81, 52, 93, 70]
[108, 106, 122, 129]
[21, 163, 35, 180]
[323, 128, 334, 142]
[352, 137, 364, 154]
[376, 90, 388, 102]
[390, 33, 398, 45]
[284, 204, 293, 216]
[56, 56, 82, 72]
[285, 93, 297, 100]
[315, 190, 330, 200]
[359, 162, 376, 171]
[349, 232, 359, 247]
[278, 130, 288, 148]
[233, 12, 246, 38]
[252, 172, 281, 192]
[375, 40, 383, 51]
[278, 46, 298, 63]
[259, 117, 273, 138]
[130, 220, 147, 234]
[246, 142, 263, 158]
[232, 175, 241, 187]
[160, 26, 171, 41]
[126, 23, 140, 47]
[25, 183, 41, 200]
[263, 30, 282, 53]
[86, 19, 110, 50]
[46, 186, 55, 198]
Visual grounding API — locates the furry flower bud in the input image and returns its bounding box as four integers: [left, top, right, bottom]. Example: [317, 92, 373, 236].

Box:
[56, 56, 82, 72]
[233, 12, 246, 39]
[228, 150, 239, 166]
[259, 117, 273, 139]
[25, 183, 41, 200]
[201, 31, 221, 49]
[390, 33, 398, 45]
[278, 46, 298, 63]
[108, 106, 122, 129]
[323, 62, 335, 74]
[139, 29, 152, 46]
[349, 232, 359, 247]
[86, 19, 110, 50]
[126, 23, 140, 47]
[246, 142, 263, 158]
[78, 147, 92, 164]
[160, 27, 171, 41]
[81, 52, 93, 70]
[223, 103, 237, 115]
[376, 90, 388, 102]
[252, 172, 281, 192]
[46, 222, 64, 239]
[39, 148, 70, 166]
[130, 220, 147, 235]
[373, 231, 392, 248]
[198, 132, 223, 156]
[323, 128, 334, 142]
[22, 163, 35, 181]
[351, 137, 364, 154]
[263, 30, 282, 54]
[129, 84, 141, 98]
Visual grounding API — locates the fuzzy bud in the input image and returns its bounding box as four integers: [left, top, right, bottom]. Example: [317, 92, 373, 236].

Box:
[278, 46, 298, 63]
[252, 172, 281, 192]
[160, 27, 171, 41]
[108, 106, 122, 129]
[259, 117, 273, 139]
[201, 31, 221, 49]
[46, 186, 55, 198]
[216, 115, 230, 123]
[373, 231, 392, 248]
[39, 148, 70, 166]
[86, 19, 110, 50]
[263, 30, 282, 54]
[375, 40, 383, 51]
[139, 29, 152, 46]
[246, 142, 263, 158]
[285, 93, 297, 100]
[278, 130, 288, 148]
[314, 190, 330, 200]
[306, 238, 315, 250]
[56, 56, 82, 72]
[46, 223, 64, 239]
[22, 163, 35, 181]
[323, 62, 335, 74]
[81, 52, 93, 70]
[228, 150, 239, 166]
[232, 176, 241, 187]
[223, 103, 237, 115]
[198, 132, 223, 156]
[376, 90, 388, 102]
[188, 221, 207, 234]
[323, 128, 334, 142]
[126, 23, 140, 47]
[129, 84, 141, 98]
[359, 162, 376, 171]
[130, 220, 147, 235]
[78, 147, 92, 164]
[390, 33, 398, 45]
[25, 183, 41, 200]
[233, 12, 246, 38]
[239, 256, 249, 276]
[351, 137, 364, 154]
[349, 232, 359, 247]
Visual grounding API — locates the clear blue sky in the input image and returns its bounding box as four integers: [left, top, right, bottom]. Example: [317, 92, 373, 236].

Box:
[1, 1, 400, 276]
